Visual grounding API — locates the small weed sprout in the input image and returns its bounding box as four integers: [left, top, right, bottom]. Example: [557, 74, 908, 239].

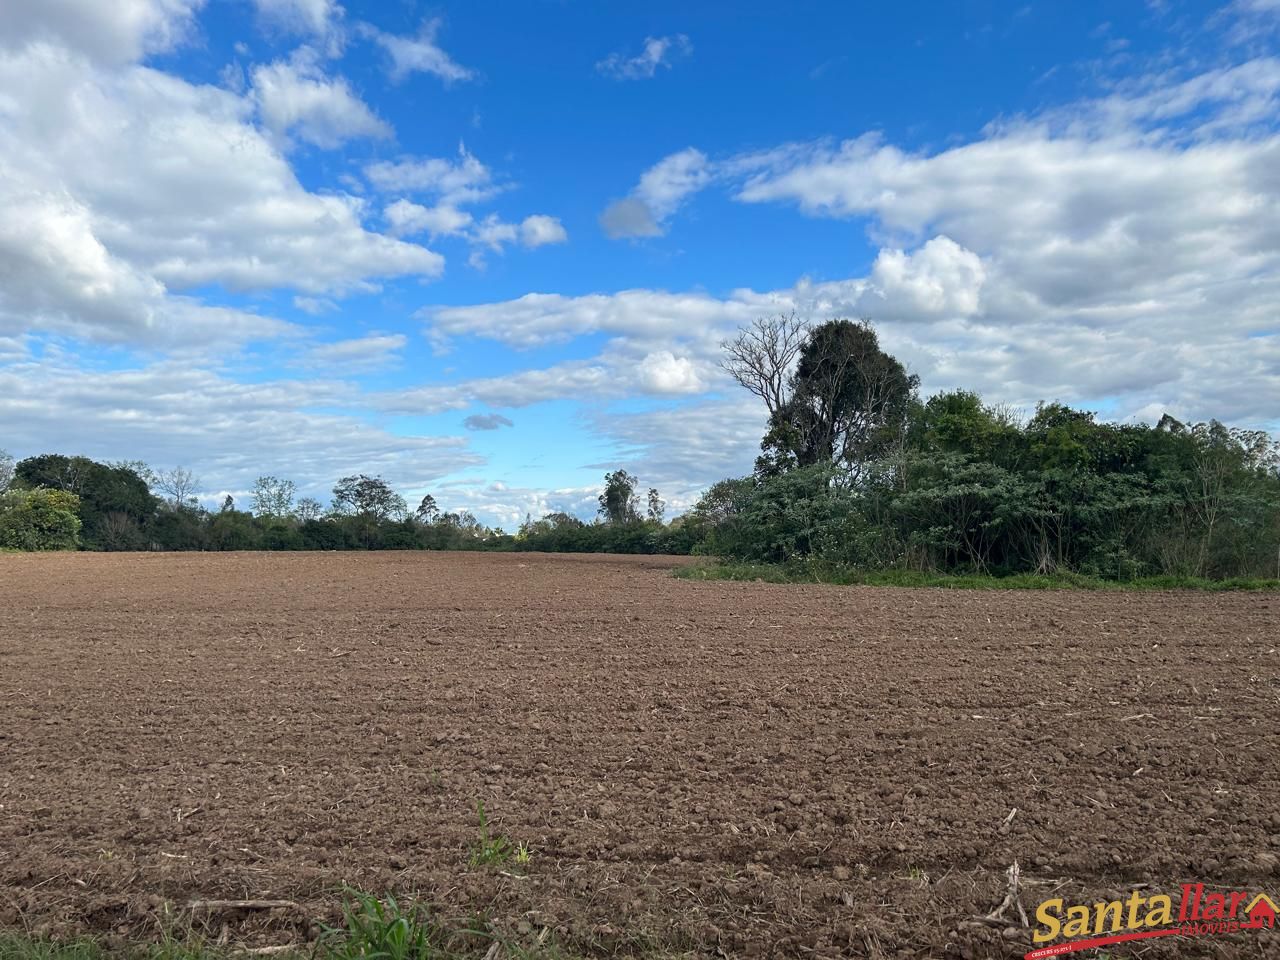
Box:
[469, 801, 513, 867]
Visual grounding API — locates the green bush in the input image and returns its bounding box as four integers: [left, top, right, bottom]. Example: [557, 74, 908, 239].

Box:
[0, 488, 82, 551]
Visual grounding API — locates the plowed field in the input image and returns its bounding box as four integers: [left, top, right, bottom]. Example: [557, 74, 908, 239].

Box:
[1, 552, 1277, 958]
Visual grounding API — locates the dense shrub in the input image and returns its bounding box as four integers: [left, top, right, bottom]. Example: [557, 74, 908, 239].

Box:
[0, 488, 82, 551]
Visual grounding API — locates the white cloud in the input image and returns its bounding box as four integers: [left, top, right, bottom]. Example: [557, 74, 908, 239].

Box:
[582, 397, 766, 512]
[387, 204, 565, 258]
[365, 144, 499, 205]
[0, 42, 442, 346]
[430, 481, 600, 530]
[368, 148, 564, 257]
[731, 125, 1280, 348]
[637, 350, 703, 393]
[596, 34, 692, 80]
[252, 48, 390, 149]
[637, 148, 713, 218]
[385, 200, 474, 239]
[860, 236, 986, 320]
[0, 0, 204, 66]
[377, 361, 619, 414]
[601, 147, 712, 238]
[0, 171, 295, 347]
[293, 295, 338, 314]
[460, 213, 566, 256]
[519, 214, 568, 248]
[1225, 0, 1280, 45]
[252, 0, 343, 43]
[421, 284, 803, 351]
[413, 235, 1280, 431]
[0, 356, 484, 499]
[472, 215, 519, 252]
[295, 333, 407, 372]
[362, 18, 473, 84]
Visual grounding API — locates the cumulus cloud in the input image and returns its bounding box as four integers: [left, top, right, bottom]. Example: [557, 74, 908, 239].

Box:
[369, 147, 565, 259]
[465, 214, 569, 256]
[413, 231, 1280, 430]
[385, 200, 474, 239]
[463, 413, 514, 431]
[637, 351, 703, 393]
[0, 42, 442, 346]
[519, 214, 568, 248]
[731, 119, 1280, 352]
[859, 236, 987, 320]
[471, 215, 519, 253]
[596, 34, 692, 80]
[601, 147, 712, 238]
[362, 18, 473, 84]
[251, 48, 390, 149]
[0, 172, 296, 347]
[365, 144, 499, 204]
[387, 204, 565, 260]
[0, 0, 203, 66]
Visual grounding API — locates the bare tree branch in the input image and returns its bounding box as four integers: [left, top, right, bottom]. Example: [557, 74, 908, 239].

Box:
[155, 466, 200, 509]
[720, 313, 809, 419]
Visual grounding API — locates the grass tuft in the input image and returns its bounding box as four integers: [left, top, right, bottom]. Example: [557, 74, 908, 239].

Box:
[322, 888, 493, 960]
[468, 801, 517, 868]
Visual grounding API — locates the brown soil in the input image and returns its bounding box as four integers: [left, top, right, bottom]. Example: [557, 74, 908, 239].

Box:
[1, 552, 1277, 959]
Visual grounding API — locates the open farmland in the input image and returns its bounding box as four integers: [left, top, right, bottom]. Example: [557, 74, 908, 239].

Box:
[1, 552, 1278, 959]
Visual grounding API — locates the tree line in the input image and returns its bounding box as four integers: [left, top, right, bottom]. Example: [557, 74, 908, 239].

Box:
[3, 316, 1277, 580]
[0, 453, 690, 555]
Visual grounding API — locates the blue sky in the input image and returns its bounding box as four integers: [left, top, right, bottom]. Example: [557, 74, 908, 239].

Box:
[1, 0, 1278, 526]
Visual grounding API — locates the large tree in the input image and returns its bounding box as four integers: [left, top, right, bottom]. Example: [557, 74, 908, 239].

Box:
[154, 466, 200, 510]
[252, 475, 297, 518]
[726, 318, 918, 481]
[15, 454, 156, 549]
[598, 470, 640, 525]
[332, 474, 406, 519]
[331, 474, 407, 548]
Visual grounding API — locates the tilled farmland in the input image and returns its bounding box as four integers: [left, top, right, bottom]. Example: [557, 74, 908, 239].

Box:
[1, 552, 1277, 958]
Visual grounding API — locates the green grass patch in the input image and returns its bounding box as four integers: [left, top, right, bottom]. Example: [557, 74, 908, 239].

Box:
[674, 561, 1280, 591]
[0, 890, 574, 960]
[323, 889, 490, 960]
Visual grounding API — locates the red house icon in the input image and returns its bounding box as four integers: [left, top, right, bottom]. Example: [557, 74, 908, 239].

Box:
[1244, 893, 1277, 929]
